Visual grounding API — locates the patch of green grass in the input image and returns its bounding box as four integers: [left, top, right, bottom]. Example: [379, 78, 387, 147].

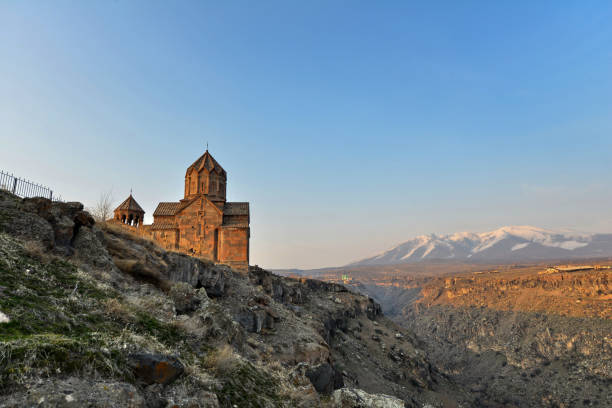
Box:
[133, 310, 183, 345]
[0, 333, 131, 389]
[216, 362, 281, 408]
[0, 235, 192, 393]
[0, 248, 115, 339]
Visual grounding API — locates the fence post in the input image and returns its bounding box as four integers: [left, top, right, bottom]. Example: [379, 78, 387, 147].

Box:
[12, 178, 17, 194]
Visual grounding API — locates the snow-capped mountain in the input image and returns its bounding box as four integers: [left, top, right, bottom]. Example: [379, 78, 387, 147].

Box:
[350, 226, 612, 265]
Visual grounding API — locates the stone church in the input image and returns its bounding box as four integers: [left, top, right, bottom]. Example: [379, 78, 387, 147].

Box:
[112, 150, 250, 271]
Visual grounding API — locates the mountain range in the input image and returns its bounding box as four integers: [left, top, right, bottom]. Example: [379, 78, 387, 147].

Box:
[350, 226, 612, 265]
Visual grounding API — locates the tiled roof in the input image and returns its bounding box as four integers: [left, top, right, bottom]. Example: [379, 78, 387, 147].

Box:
[153, 202, 181, 216]
[115, 195, 144, 213]
[150, 222, 178, 230]
[223, 202, 249, 216]
[221, 222, 250, 228]
[186, 150, 225, 176]
[178, 198, 197, 213]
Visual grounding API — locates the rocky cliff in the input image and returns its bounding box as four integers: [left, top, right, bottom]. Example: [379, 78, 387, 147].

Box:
[417, 271, 611, 319]
[354, 269, 612, 408]
[0, 191, 471, 408]
[400, 305, 611, 407]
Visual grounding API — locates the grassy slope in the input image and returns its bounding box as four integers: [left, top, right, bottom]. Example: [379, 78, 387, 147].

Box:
[0, 233, 285, 407]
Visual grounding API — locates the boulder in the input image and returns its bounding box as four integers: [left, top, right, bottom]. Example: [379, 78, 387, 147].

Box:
[52, 215, 76, 250]
[236, 309, 273, 333]
[163, 252, 228, 297]
[0, 199, 54, 248]
[128, 353, 184, 385]
[0, 311, 10, 323]
[305, 363, 344, 394]
[73, 210, 95, 228]
[72, 226, 117, 271]
[332, 388, 405, 408]
[0, 191, 99, 256]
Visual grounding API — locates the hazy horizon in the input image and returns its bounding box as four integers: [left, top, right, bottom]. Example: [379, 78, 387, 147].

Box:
[2, 2, 612, 269]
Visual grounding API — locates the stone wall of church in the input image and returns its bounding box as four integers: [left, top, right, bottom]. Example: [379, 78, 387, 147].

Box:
[151, 229, 178, 251]
[173, 198, 223, 257]
[222, 214, 248, 225]
[115, 202, 249, 272]
[218, 227, 249, 272]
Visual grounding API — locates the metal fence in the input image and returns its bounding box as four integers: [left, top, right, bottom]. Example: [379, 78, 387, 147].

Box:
[0, 170, 58, 201]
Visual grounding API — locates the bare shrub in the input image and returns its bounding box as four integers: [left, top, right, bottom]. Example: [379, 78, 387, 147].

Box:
[103, 298, 131, 323]
[89, 190, 114, 222]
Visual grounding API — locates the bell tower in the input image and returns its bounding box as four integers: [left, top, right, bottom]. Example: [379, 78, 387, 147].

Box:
[113, 193, 145, 227]
[184, 150, 227, 202]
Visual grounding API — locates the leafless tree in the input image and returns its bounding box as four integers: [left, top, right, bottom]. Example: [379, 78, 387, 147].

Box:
[90, 190, 114, 222]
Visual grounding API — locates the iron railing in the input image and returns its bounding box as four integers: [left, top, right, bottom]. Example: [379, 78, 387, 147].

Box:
[0, 170, 59, 201]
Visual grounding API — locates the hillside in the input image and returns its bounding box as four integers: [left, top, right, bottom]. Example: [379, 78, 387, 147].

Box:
[0, 190, 473, 408]
[351, 226, 612, 265]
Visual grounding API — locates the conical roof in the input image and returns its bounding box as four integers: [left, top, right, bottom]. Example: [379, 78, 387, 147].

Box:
[114, 194, 145, 213]
[185, 150, 225, 176]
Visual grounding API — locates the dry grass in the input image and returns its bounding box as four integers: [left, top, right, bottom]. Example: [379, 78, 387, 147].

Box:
[100, 222, 161, 250]
[265, 359, 284, 372]
[99, 223, 173, 291]
[103, 298, 132, 323]
[205, 344, 240, 375]
[113, 258, 172, 292]
[22, 240, 56, 263]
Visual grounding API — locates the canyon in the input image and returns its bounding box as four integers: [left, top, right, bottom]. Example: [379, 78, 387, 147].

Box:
[283, 263, 612, 407]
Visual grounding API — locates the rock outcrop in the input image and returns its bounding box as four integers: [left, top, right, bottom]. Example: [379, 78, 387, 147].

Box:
[332, 388, 405, 408]
[305, 363, 344, 394]
[128, 353, 185, 386]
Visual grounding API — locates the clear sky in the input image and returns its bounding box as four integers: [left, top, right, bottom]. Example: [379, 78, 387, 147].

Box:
[1, 1, 612, 269]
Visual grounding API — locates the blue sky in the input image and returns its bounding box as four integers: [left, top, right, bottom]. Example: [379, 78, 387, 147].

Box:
[1, 1, 612, 268]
